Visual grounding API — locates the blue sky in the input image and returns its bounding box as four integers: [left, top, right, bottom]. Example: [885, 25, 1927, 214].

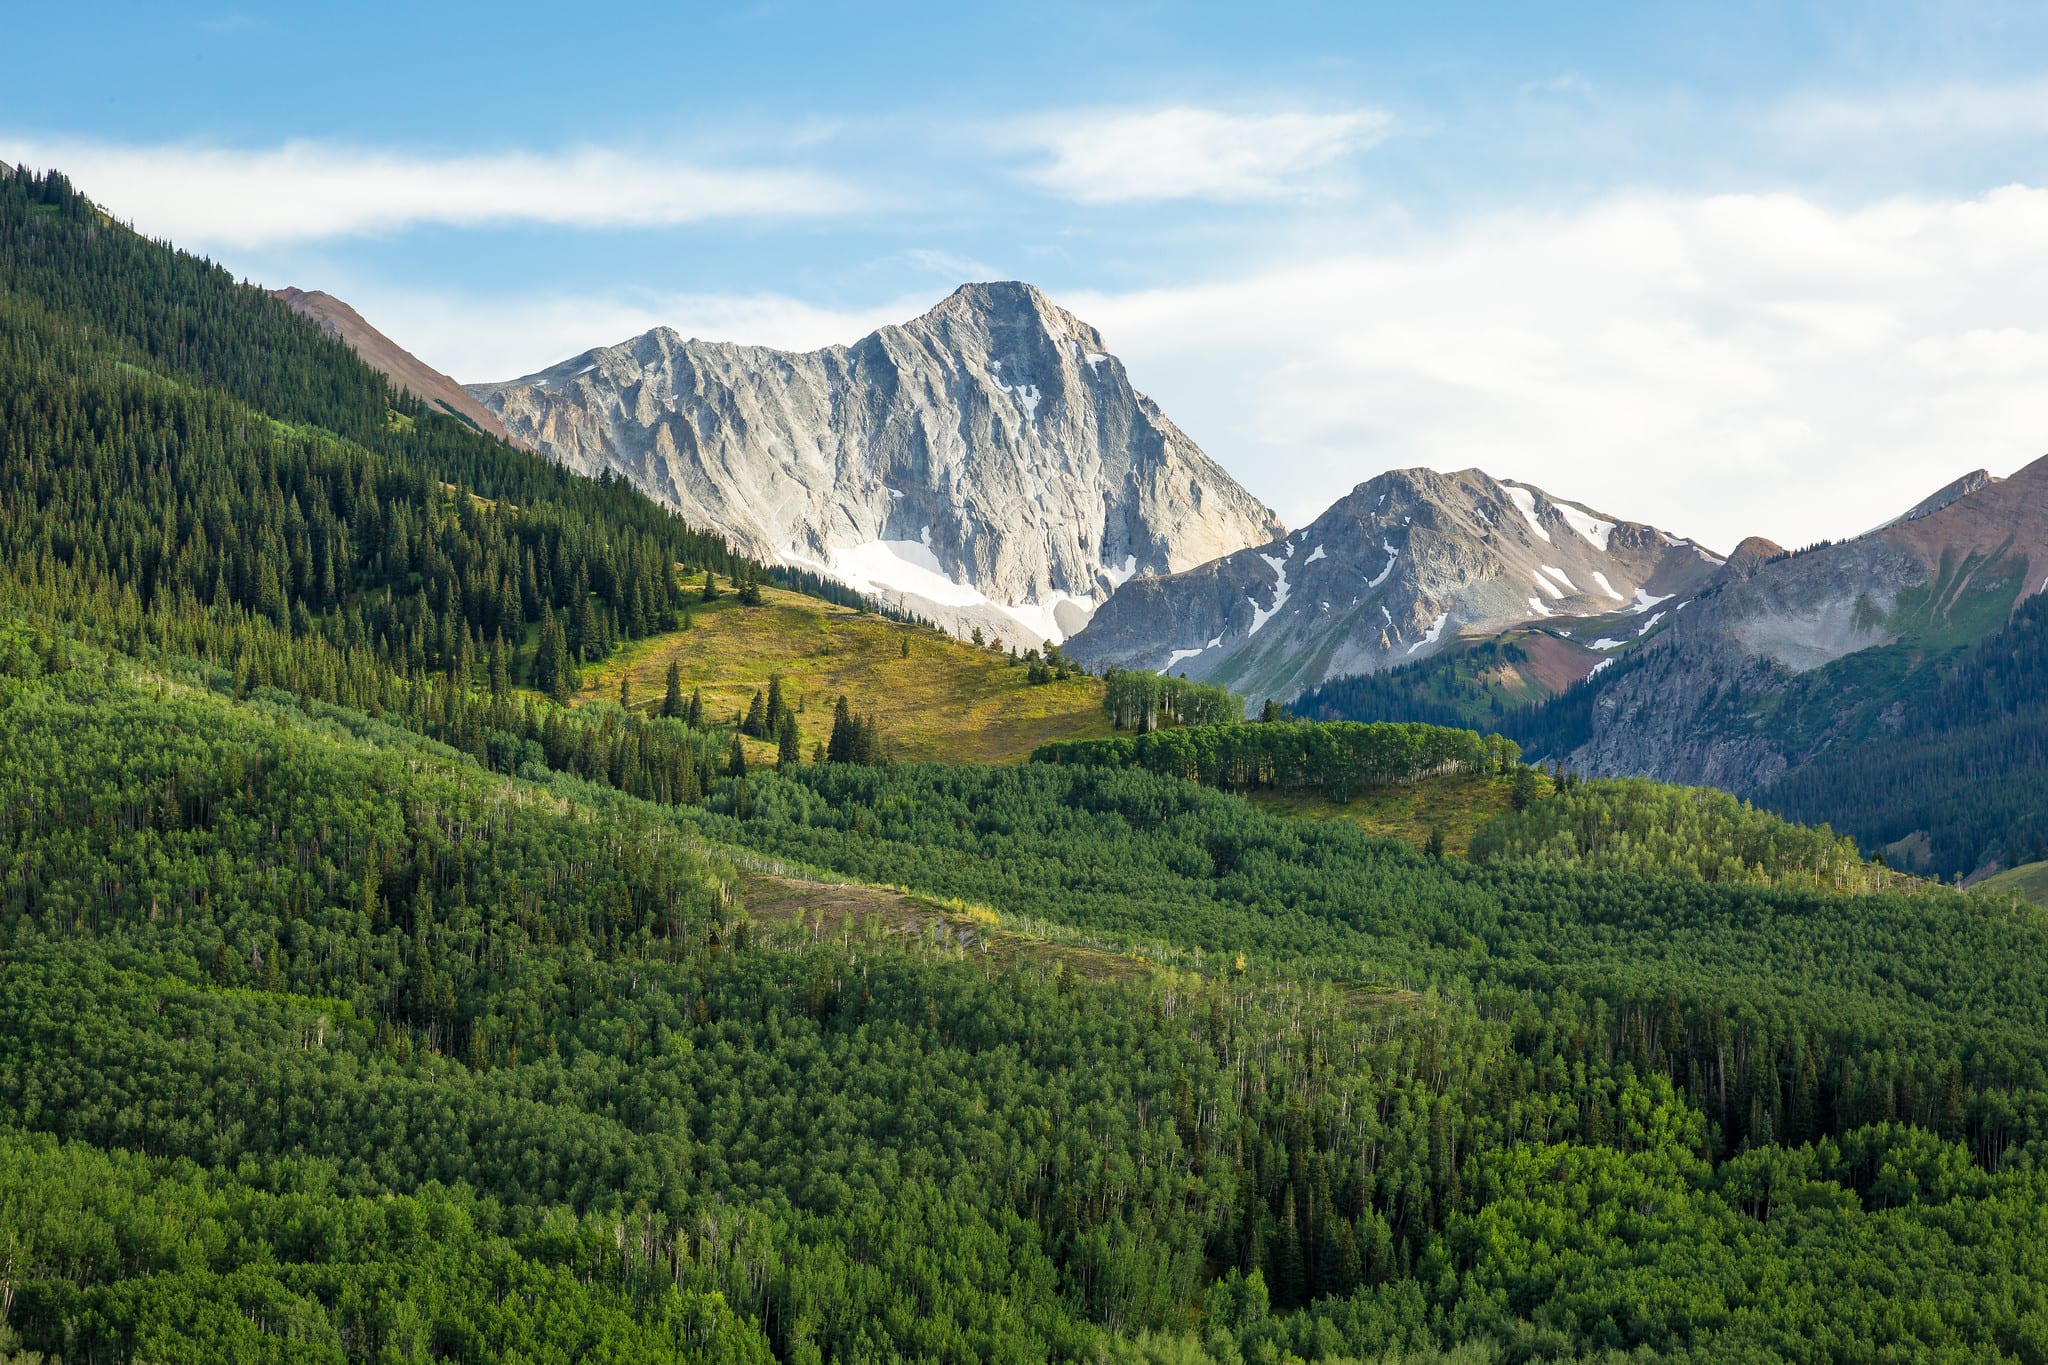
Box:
[9, 2, 2048, 546]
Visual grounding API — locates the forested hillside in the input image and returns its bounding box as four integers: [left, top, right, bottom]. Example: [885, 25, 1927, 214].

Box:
[7, 164, 2048, 1362]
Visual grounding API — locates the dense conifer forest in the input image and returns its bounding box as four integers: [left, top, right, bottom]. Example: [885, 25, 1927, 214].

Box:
[5, 165, 2048, 1362]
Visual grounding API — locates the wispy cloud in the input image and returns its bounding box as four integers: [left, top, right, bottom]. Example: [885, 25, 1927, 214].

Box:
[1775, 78, 2048, 140]
[1, 136, 873, 247]
[1068, 185, 2048, 550]
[345, 287, 934, 385]
[1018, 106, 1391, 204]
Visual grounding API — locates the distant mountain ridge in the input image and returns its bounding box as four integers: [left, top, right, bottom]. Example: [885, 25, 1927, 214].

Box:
[271, 288, 521, 447]
[470, 282, 1282, 644]
[1550, 455, 2048, 795]
[1066, 466, 1722, 707]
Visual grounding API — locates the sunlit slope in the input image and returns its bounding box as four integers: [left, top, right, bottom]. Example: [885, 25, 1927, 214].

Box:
[575, 585, 1113, 764]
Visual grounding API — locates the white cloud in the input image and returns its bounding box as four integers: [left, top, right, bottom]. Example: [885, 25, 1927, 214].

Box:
[1776, 79, 2048, 141]
[1021, 106, 1391, 204]
[1065, 185, 2048, 550]
[1, 136, 870, 248]
[334, 286, 929, 385]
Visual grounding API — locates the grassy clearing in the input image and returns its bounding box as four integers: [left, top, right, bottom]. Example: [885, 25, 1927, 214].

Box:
[1248, 771, 1539, 857]
[1978, 860, 2048, 906]
[739, 871, 1423, 1010]
[573, 584, 1112, 765]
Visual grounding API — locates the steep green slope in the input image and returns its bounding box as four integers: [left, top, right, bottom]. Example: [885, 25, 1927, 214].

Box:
[10, 162, 2048, 1363]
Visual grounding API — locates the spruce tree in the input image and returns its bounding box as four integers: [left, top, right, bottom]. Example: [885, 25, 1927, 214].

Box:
[744, 688, 767, 737]
[827, 695, 854, 763]
[765, 674, 786, 735]
[726, 733, 747, 779]
[777, 710, 801, 768]
[663, 660, 683, 718]
[618, 673, 631, 710]
[686, 688, 704, 728]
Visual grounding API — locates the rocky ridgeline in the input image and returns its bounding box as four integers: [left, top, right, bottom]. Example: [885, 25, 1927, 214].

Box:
[470, 282, 1281, 644]
[1066, 466, 1723, 707]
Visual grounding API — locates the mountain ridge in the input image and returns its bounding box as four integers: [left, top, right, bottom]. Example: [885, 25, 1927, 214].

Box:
[271, 287, 522, 447]
[470, 281, 1282, 644]
[1066, 465, 1721, 707]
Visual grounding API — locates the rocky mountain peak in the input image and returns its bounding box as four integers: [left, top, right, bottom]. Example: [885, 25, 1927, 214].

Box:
[1066, 465, 1719, 707]
[469, 284, 1281, 644]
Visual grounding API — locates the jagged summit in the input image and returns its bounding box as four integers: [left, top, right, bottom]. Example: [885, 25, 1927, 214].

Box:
[1065, 465, 1719, 706]
[470, 283, 1279, 644]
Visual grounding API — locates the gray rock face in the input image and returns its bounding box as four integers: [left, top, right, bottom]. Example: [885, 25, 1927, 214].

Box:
[1561, 456, 2048, 791]
[468, 282, 1281, 644]
[1066, 466, 1722, 707]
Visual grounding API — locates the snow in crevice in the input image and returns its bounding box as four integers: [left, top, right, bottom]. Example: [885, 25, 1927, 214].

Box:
[1587, 657, 1616, 678]
[1504, 484, 1552, 542]
[1589, 571, 1623, 600]
[1540, 565, 1577, 593]
[575, 363, 597, 377]
[884, 485, 905, 500]
[1084, 351, 1109, 369]
[1527, 596, 1555, 617]
[1555, 502, 1616, 550]
[1366, 542, 1399, 588]
[1246, 551, 1293, 637]
[1533, 574, 1564, 600]
[1162, 647, 1205, 672]
[1380, 604, 1393, 624]
[1207, 634, 1223, 649]
[1695, 546, 1727, 566]
[1637, 611, 1667, 635]
[1588, 637, 1625, 650]
[1103, 553, 1139, 588]
[1306, 544, 1327, 564]
[1407, 613, 1449, 654]
[787, 535, 1096, 646]
[1625, 587, 1673, 615]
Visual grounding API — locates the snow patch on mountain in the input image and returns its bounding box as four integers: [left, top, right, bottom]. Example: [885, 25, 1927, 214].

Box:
[1505, 484, 1551, 543]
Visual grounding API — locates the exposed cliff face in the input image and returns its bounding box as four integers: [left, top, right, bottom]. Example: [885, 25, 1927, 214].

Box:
[272, 288, 521, 447]
[1065, 466, 1722, 707]
[469, 282, 1281, 644]
[1561, 456, 2048, 790]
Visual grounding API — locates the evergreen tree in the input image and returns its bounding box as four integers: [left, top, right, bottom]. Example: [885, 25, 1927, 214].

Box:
[777, 710, 801, 769]
[702, 570, 721, 603]
[726, 733, 747, 779]
[533, 612, 578, 703]
[744, 689, 767, 738]
[663, 660, 683, 718]
[827, 695, 855, 763]
[686, 688, 704, 728]
[765, 674, 787, 736]
[488, 631, 509, 698]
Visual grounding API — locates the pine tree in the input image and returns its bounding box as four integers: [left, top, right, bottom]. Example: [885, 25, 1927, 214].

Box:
[534, 612, 577, 702]
[777, 710, 801, 768]
[827, 695, 855, 763]
[618, 673, 632, 710]
[765, 674, 786, 735]
[663, 660, 683, 718]
[701, 570, 720, 603]
[726, 733, 747, 779]
[901, 635, 910, 658]
[744, 688, 767, 738]
[686, 688, 704, 728]
[489, 630, 509, 697]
